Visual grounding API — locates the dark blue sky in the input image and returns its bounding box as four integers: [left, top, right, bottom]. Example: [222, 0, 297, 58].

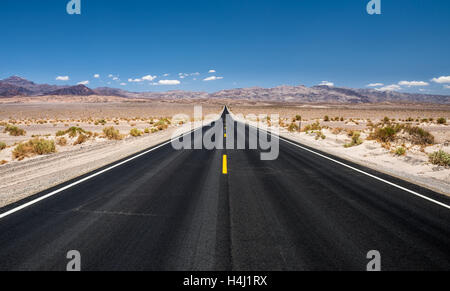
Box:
[1, 0, 450, 94]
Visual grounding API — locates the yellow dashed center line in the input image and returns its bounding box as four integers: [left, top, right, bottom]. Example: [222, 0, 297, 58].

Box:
[222, 155, 228, 175]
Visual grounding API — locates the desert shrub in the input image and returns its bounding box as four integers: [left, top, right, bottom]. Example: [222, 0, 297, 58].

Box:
[403, 126, 434, 145]
[437, 117, 447, 125]
[0, 142, 6, 150]
[68, 127, 86, 138]
[370, 126, 397, 142]
[340, 117, 344, 121]
[0, 160, 7, 165]
[13, 138, 55, 160]
[157, 124, 168, 131]
[103, 126, 122, 140]
[394, 147, 406, 156]
[4, 124, 26, 136]
[74, 134, 88, 145]
[383, 117, 390, 124]
[344, 131, 363, 148]
[324, 115, 330, 122]
[295, 115, 302, 121]
[144, 128, 150, 134]
[130, 128, 143, 137]
[95, 119, 107, 126]
[57, 127, 86, 138]
[288, 123, 299, 132]
[315, 131, 326, 140]
[56, 137, 67, 146]
[303, 121, 321, 132]
[151, 128, 158, 133]
[428, 150, 450, 167]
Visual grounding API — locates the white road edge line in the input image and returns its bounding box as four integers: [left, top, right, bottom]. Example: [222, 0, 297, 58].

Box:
[237, 115, 450, 211]
[0, 123, 209, 220]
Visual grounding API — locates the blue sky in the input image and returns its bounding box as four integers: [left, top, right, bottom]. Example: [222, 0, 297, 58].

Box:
[1, 0, 450, 94]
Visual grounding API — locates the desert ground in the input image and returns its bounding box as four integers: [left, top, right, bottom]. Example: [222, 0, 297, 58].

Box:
[230, 103, 450, 196]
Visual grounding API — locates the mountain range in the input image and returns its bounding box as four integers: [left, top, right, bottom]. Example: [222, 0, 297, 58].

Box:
[0, 76, 449, 104]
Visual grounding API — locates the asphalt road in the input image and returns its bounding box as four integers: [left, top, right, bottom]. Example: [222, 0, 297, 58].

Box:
[0, 108, 449, 271]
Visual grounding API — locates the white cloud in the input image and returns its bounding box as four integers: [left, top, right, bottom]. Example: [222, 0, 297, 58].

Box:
[108, 74, 114, 78]
[367, 83, 384, 87]
[377, 84, 401, 91]
[77, 80, 89, 85]
[191, 72, 200, 76]
[120, 83, 127, 86]
[208, 70, 216, 73]
[159, 80, 181, 85]
[112, 77, 119, 81]
[128, 78, 142, 83]
[203, 76, 224, 81]
[163, 73, 169, 77]
[398, 80, 429, 87]
[93, 74, 100, 78]
[142, 75, 157, 81]
[56, 76, 69, 81]
[319, 81, 334, 87]
[431, 76, 450, 84]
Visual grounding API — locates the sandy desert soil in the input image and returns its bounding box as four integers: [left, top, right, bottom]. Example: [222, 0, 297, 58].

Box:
[230, 105, 450, 196]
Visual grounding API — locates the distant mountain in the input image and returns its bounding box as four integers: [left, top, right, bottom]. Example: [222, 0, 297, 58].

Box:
[0, 76, 449, 104]
[1, 76, 64, 95]
[210, 85, 450, 104]
[0, 83, 34, 97]
[47, 84, 97, 96]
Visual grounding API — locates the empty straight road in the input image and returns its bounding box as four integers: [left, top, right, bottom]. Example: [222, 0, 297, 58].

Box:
[0, 108, 449, 271]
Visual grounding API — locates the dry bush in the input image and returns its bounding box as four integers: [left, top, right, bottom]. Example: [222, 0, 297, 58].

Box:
[303, 121, 321, 132]
[103, 126, 123, 140]
[437, 117, 447, 124]
[56, 137, 67, 146]
[74, 134, 88, 145]
[130, 128, 143, 137]
[394, 147, 406, 156]
[13, 138, 56, 160]
[0, 142, 6, 150]
[315, 131, 326, 140]
[288, 123, 299, 132]
[428, 150, 450, 167]
[56, 127, 87, 138]
[344, 132, 363, 148]
[3, 124, 26, 136]
[0, 160, 7, 165]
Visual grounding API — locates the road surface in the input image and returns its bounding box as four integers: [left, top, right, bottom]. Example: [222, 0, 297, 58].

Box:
[0, 108, 449, 271]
